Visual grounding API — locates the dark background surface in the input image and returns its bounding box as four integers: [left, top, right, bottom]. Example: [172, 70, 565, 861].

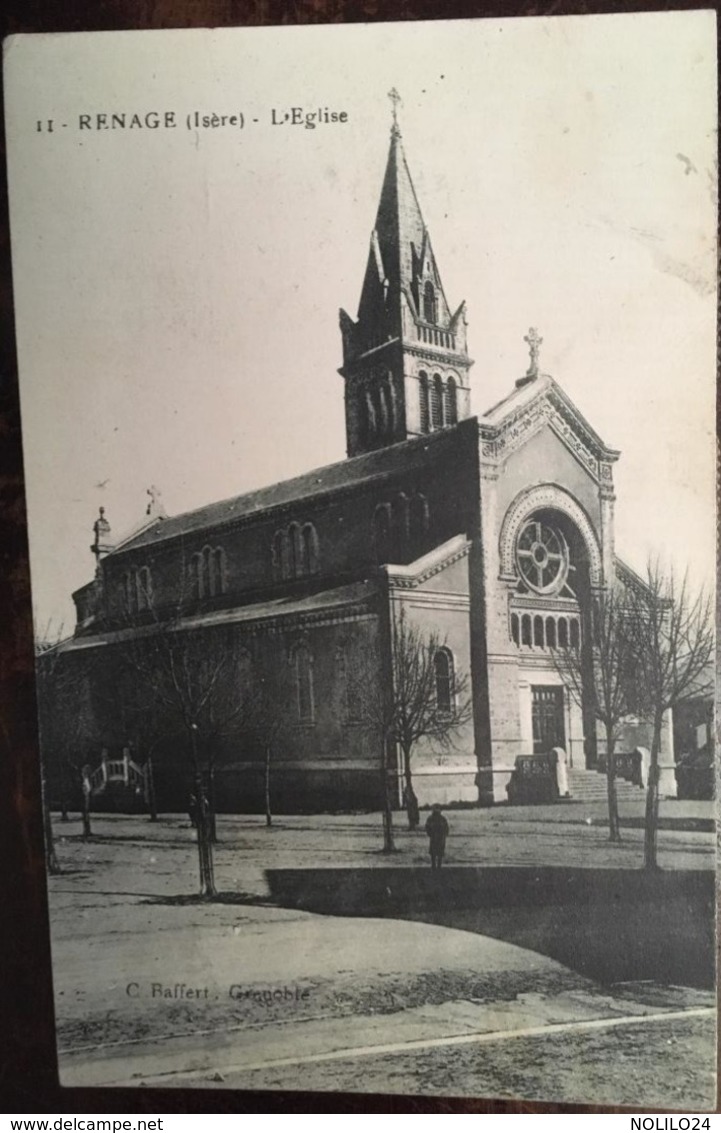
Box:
[1, 0, 717, 1115]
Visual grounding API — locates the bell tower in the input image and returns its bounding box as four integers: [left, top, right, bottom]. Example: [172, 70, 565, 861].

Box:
[339, 90, 473, 457]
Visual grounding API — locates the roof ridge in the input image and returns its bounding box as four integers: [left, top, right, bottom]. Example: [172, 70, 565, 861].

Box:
[111, 421, 476, 556]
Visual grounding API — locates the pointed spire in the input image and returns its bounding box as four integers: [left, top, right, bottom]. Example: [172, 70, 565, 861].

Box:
[388, 87, 402, 138]
[359, 119, 427, 321]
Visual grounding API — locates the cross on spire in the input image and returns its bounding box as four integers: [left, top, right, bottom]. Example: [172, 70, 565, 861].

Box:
[388, 87, 402, 136]
[524, 327, 543, 378]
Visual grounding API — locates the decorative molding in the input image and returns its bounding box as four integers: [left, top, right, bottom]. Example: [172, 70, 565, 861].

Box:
[498, 484, 604, 588]
[479, 384, 620, 486]
[403, 343, 473, 370]
[385, 536, 471, 589]
[389, 592, 470, 611]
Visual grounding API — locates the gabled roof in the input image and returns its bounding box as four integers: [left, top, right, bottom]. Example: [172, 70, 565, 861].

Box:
[111, 421, 475, 556]
[479, 373, 620, 474]
[386, 534, 471, 588]
[60, 580, 377, 652]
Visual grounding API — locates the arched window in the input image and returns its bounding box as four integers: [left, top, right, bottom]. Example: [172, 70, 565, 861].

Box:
[272, 530, 285, 581]
[570, 618, 580, 649]
[337, 642, 362, 722]
[511, 613, 520, 645]
[434, 648, 454, 714]
[385, 375, 396, 438]
[200, 545, 212, 597]
[418, 372, 430, 434]
[558, 617, 568, 648]
[394, 493, 409, 558]
[521, 614, 532, 646]
[123, 571, 136, 613]
[136, 567, 152, 612]
[365, 389, 377, 442]
[212, 547, 226, 595]
[533, 615, 545, 649]
[293, 643, 314, 724]
[409, 492, 429, 555]
[375, 384, 389, 438]
[302, 524, 319, 576]
[545, 617, 557, 649]
[516, 519, 569, 596]
[423, 280, 436, 323]
[237, 648, 253, 706]
[431, 374, 444, 430]
[288, 523, 300, 580]
[444, 377, 458, 426]
[373, 504, 393, 564]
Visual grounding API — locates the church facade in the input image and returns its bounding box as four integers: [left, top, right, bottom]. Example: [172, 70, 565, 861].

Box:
[53, 120, 674, 813]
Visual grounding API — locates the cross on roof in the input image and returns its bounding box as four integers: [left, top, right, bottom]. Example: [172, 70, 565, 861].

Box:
[388, 87, 402, 135]
[524, 327, 543, 377]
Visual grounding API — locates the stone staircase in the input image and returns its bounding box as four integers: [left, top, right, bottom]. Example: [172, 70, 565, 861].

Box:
[567, 766, 645, 803]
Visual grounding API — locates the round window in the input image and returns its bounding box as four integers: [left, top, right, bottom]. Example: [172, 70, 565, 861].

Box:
[515, 519, 569, 595]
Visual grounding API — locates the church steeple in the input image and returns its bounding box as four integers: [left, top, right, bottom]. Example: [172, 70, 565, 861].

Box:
[339, 94, 473, 457]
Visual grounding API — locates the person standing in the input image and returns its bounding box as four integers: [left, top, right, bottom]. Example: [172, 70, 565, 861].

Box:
[425, 804, 449, 870]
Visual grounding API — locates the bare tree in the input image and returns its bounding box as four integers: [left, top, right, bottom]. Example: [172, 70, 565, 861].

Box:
[34, 643, 63, 874]
[551, 586, 637, 843]
[231, 670, 287, 828]
[358, 610, 472, 846]
[35, 633, 95, 868]
[390, 612, 472, 828]
[114, 595, 249, 897]
[625, 562, 713, 870]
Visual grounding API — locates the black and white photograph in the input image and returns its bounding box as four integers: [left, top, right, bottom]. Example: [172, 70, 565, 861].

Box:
[3, 12, 717, 1108]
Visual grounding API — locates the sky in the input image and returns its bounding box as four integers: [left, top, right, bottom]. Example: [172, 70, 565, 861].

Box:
[4, 12, 717, 635]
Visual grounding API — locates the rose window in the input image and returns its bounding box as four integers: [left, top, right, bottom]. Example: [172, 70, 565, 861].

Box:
[515, 519, 569, 595]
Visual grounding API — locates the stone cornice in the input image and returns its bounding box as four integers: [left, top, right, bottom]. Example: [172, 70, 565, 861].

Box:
[63, 604, 377, 653]
[479, 381, 620, 485]
[385, 535, 471, 589]
[388, 591, 470, 611]
[403, 343, 474, 369]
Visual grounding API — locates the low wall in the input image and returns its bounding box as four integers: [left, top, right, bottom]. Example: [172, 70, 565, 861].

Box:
[265, 865, 714, 988]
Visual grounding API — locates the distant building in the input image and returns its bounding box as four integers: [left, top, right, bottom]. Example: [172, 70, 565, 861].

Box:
[50, 118, 676, 812]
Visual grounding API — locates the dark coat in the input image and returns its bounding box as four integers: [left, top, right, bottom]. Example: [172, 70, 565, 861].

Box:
[425, 811, 449, 848]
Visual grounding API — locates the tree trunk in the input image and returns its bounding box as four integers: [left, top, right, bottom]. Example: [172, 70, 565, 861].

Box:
[380, 745, 395, 853]
[41, 763, 60, 875]
[208, 762, 217, 843]
[643, 715, 663, 870]
[195, 770, 217, 897]
[264, 745, 272, 828]
[59, 763, 69, 821]
[402, 747, 419, 829]
[146, 757, 158, 822]
[190, 726, 216, 897]
[81, 774, 92, 840]
[605, 732, 621, 843]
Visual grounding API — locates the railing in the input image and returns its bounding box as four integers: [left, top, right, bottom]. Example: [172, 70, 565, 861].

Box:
[596, 750, 644, 788]
[417, 323, 456, 350]
[88, 752, 148, 795]
[507, 751, 561, 805]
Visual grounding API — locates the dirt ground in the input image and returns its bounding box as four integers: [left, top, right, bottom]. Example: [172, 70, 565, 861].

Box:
[47, 804, 716, 1108]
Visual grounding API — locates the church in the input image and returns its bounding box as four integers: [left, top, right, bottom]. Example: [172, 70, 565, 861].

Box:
[53, 112, 675, 814]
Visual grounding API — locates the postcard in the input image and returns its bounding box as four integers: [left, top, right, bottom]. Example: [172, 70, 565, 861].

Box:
[4, 13, 717, 1106]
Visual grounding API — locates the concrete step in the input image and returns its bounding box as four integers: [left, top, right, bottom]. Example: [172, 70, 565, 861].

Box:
[567, 769, 645, 802]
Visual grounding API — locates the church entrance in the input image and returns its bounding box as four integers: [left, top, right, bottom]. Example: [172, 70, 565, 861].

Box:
[532, 686, 565, 753]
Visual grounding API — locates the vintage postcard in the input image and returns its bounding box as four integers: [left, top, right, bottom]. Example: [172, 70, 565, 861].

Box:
[4, 13, 717, 1106]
